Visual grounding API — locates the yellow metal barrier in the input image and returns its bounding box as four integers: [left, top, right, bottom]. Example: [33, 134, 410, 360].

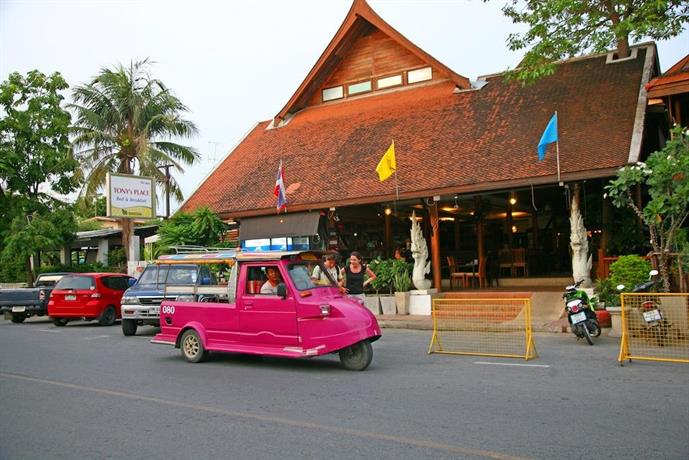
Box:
[428, 297, 537, 360]
[618, 293, 689, 364]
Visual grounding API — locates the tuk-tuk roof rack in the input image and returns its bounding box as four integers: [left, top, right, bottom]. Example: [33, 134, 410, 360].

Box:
[168, 245, 233, 254]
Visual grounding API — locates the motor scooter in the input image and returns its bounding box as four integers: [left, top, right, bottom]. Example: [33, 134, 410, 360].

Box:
[617, 270, 671, 346]
[563, 279, 601, 345]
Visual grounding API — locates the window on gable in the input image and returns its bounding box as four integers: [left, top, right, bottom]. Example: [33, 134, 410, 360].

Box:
[347, 80, 372, 96]
[408, 66, 432, 84]
[376, 74, 402, 89]
[322, 86, 344, 102]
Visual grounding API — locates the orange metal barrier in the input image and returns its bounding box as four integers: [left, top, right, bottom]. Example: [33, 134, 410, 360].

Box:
[428, 297, 537, 360]
[618, 293, 689, 364]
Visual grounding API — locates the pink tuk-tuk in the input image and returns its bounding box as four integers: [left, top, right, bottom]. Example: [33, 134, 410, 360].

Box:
[152, 251, 381, 371]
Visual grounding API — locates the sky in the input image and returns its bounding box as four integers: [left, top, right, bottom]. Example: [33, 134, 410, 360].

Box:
[1, 0, 688, 215]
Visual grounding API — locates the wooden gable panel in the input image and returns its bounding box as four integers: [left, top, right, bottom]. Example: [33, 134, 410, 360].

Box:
[307, 28, 446, 107]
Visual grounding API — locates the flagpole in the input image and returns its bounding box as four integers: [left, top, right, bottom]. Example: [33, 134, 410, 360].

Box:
[394, 170, 400, 215]
[554, 111, 562, 186]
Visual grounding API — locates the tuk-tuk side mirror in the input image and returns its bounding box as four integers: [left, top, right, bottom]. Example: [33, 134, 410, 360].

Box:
[277, 283, 288, 300]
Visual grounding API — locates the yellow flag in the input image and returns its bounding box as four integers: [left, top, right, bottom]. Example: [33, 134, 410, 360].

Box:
[375, 141, 396, 182]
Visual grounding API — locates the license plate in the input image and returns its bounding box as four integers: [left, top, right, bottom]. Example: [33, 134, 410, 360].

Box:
[643, 309, 662, 322]
[12, 306, 26, 313]
[571, 311, 587, 324]
[65, 295, 76, 301]
[149, 307, 160, 315]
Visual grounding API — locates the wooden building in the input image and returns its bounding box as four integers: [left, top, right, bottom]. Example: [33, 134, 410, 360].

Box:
[180, 0, 666, 290]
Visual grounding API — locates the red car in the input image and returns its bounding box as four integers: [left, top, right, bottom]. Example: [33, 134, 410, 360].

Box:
[48, 273, 135, 327]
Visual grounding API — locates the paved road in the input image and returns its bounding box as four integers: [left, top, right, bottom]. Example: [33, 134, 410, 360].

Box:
[1, 317, 687, 459]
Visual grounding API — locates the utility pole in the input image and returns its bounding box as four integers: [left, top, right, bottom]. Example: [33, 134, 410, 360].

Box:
[160, 164, 174, 218]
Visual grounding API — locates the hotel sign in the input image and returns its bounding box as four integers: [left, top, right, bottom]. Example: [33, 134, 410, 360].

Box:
[106, 173, 156, 218]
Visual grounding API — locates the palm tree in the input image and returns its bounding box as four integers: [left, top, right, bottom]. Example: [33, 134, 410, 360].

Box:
[70, 59, 199, 261]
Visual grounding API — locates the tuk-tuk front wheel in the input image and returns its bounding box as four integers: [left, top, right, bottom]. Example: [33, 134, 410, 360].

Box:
[180, 329, 208, 363]
[339, 340, 373, 371]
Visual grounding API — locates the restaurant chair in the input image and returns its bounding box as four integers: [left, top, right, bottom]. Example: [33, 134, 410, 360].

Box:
[499, 249, 513, 277]
[465, 257, 487, 288]
[447, 255, 470, 289]
[512, 248, 528, 277]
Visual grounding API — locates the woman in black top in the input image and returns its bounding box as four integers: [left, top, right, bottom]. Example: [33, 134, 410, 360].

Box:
[339, 251, 377, 304]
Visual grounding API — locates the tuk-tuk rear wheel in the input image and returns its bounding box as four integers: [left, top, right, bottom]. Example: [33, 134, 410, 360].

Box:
[339, 340, 373, 371]
[181, 330, 207, 363]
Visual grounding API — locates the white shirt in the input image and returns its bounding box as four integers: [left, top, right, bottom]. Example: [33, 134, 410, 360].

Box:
[260, 281, 279, 294]
[312, 265, 339, 283]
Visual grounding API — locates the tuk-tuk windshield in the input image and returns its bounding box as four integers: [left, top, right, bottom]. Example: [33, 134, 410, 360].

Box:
[288, 262, 336, 291]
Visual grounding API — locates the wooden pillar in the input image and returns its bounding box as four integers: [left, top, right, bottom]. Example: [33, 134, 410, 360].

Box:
[454, 218, 461, 252]
[475, 197, 485, 261]
[601, 194, 612, 255]
[506, 193, 514, 248]
[384, 211, 392, 258]
[429, 202, 442, 292]
[531, 210, 539, 250]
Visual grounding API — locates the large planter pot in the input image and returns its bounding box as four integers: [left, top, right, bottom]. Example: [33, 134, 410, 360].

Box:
[379, 295, 397, 315]
[595, 309, 611, 328]
[363, 295, 381, 315]
[394, 291, 410, 315]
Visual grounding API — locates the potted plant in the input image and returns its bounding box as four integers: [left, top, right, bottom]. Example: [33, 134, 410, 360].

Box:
[392, 259, 413, 315]
[369, 258, 396, 315]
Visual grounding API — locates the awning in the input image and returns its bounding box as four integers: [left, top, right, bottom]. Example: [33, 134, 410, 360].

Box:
[239, 212, 320, 241]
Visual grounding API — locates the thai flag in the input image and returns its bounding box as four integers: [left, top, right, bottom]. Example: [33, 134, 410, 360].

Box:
[274, 160, 287, 212]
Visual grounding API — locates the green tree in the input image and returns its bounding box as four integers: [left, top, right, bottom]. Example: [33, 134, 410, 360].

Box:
[70, 59, 199, 261]
[2, 207, 77, 282]
[0, 70, 80, 282]
[158, 207, 227, 248]
[500, 0, 689, 84]
[606, 126, 689, 291]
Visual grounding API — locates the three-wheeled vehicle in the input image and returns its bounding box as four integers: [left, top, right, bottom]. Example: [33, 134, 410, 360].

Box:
[152, 251, 381, 371]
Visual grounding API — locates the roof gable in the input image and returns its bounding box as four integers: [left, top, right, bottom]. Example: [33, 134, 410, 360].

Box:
[274, 0, 470, 124]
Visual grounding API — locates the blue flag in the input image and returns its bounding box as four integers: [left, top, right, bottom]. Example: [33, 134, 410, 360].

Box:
[538, 113, 558, 161]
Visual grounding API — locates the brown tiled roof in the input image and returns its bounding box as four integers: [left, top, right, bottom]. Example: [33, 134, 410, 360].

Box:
[182, 47, 650, 218]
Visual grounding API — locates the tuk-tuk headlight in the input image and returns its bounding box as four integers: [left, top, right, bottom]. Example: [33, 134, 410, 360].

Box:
[320, 304, 331, 317]
[122, 296, 140, 305]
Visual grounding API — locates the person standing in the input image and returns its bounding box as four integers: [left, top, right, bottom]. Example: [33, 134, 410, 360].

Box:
[312, 253, 341, 285]
[340, 251, 376, 303]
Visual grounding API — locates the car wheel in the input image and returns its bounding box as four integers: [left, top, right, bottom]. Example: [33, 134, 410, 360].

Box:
[339, 340, 373, 371]
[10, 313, 26, 324]
[180, 330, 207, 363]
[52, 318, 68, 327]
[98, 306, 116, 326]
[122, 319, 138, 336]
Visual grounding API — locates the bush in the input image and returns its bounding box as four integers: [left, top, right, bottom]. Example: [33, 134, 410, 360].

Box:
[368, 257, 394, 294]
[38, 263, 124, 274]
[391, 258, 413, 292]
[609, 255, 651, 292]
[594, 277, 619, 307]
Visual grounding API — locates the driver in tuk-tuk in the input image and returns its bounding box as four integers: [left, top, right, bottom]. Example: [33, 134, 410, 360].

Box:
[260, 267, 282, 294]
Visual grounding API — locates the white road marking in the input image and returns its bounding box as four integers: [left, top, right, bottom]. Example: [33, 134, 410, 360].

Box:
[0, 371, 529, 460]
[83, 335, 110, 340]
[474, 361, 550, 368]
[37, 329, 60, 333]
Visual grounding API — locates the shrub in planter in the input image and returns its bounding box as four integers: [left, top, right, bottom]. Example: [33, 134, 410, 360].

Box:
[392, 259, 413, 315]
[609, 255, 652, 293]
[594, 277, 619, 308]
